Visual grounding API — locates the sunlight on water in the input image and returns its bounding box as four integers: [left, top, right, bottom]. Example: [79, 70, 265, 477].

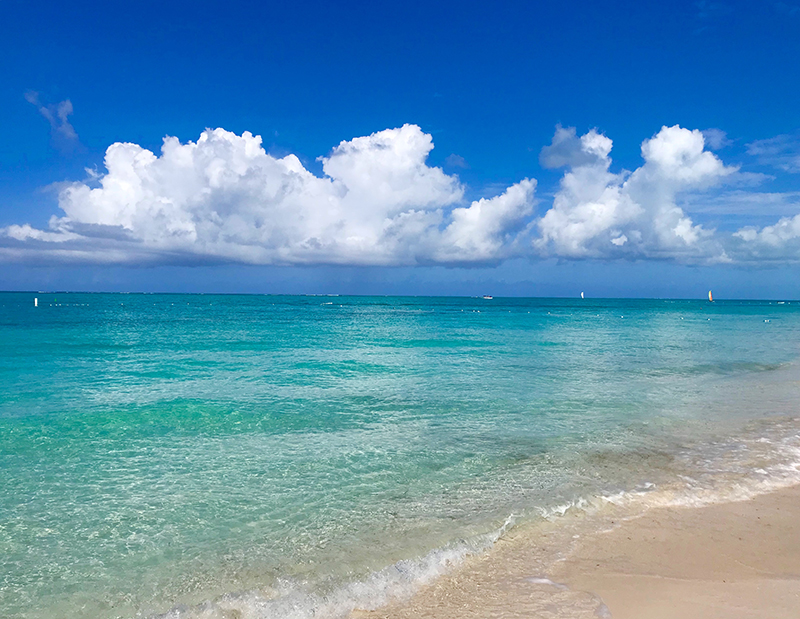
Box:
[1, 293, 799, 618]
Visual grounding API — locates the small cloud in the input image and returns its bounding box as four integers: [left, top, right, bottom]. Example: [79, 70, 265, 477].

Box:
[25, 91, 80, 153]
[539, 125, 611, 169]
[84, 166, 102, 180]
[701, 128, 731, 150]
[746, 132, 800, 173]
[445, 154, 469, 169]
[726, 171, 774, 187]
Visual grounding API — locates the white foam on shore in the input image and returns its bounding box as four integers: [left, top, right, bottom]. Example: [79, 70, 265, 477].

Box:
[535, 421, 800, 524]
[150, 516, 516, 619]
[613, 427, 800, 513]
[525, 577, 569, 590]
[150, 421, 800, 619]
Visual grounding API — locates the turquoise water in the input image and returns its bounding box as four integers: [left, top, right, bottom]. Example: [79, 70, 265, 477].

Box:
[1, 293, 799, 619]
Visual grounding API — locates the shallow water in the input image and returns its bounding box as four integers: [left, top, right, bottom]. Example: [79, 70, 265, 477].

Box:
[1, 293, 799, 618]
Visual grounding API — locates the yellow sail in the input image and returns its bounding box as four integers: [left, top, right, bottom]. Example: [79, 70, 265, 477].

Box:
[708, 290, 713, 302]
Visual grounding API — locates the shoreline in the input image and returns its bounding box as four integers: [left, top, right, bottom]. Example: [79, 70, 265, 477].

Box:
[355, 483, 800, 619]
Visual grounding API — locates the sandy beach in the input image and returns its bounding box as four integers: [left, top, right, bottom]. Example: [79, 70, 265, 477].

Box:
[357, 485, 800, 619]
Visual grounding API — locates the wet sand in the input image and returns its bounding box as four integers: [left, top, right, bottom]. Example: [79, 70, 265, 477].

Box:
[555, 484, 800, 618]
[356, 485, 800, 618]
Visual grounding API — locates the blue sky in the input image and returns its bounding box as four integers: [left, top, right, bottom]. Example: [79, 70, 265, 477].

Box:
[1, 0, 799, 297]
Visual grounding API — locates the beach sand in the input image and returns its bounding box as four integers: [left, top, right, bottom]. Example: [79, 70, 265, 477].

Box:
[355, 485, 800, 618]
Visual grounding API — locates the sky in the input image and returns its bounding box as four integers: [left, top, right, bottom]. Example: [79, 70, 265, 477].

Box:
[1, 0, 799, 297]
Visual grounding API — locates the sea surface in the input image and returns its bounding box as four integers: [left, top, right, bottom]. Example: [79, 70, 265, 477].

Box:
[1, 293, 799, 619]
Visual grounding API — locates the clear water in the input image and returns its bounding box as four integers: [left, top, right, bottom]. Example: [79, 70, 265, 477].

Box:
[1, 293, 799, 619]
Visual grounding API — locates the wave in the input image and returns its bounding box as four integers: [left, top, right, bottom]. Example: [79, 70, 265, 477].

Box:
[151, 418, 800, 619]
[151, 517, 516, 619]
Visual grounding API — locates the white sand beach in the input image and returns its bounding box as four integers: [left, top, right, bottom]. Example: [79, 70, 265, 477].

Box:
[357, 485, 800, 618]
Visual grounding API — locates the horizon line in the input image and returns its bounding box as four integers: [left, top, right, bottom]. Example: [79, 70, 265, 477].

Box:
[1, 290, 796, 302]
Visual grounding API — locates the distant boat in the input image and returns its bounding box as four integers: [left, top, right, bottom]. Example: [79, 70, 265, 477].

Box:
[482, 295, 493, 300]
[708, 290, 713, 302]
[580, 292, 585, 299]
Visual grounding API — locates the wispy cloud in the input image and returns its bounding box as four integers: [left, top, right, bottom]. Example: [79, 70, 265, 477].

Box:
[683, 190, 800, 216]
[746, 132, 800, 173]
[701, 128, 731, 150]
[444, 154, 469, 169]
[25, 91, 80, 153]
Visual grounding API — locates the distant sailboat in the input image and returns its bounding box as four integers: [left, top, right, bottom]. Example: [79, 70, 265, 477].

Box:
[708, 290, 713, 302]
[580, 292, 585, 299]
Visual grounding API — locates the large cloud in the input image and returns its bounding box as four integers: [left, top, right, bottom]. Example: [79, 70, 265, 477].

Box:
[3, 123, 800, 266]
[536, 125, 736, 261]
[1, 125, 535, 266]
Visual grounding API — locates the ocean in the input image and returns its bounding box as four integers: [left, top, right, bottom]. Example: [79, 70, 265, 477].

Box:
[1, 292, 799, 619]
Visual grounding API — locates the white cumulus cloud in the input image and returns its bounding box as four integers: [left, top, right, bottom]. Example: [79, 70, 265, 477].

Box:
[435, 179, 537, 263]
[732, 214, 800, 261]
[5, 122, 800, 267]
[1, 125, 534, 266]
[536, 125, 737, 260]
